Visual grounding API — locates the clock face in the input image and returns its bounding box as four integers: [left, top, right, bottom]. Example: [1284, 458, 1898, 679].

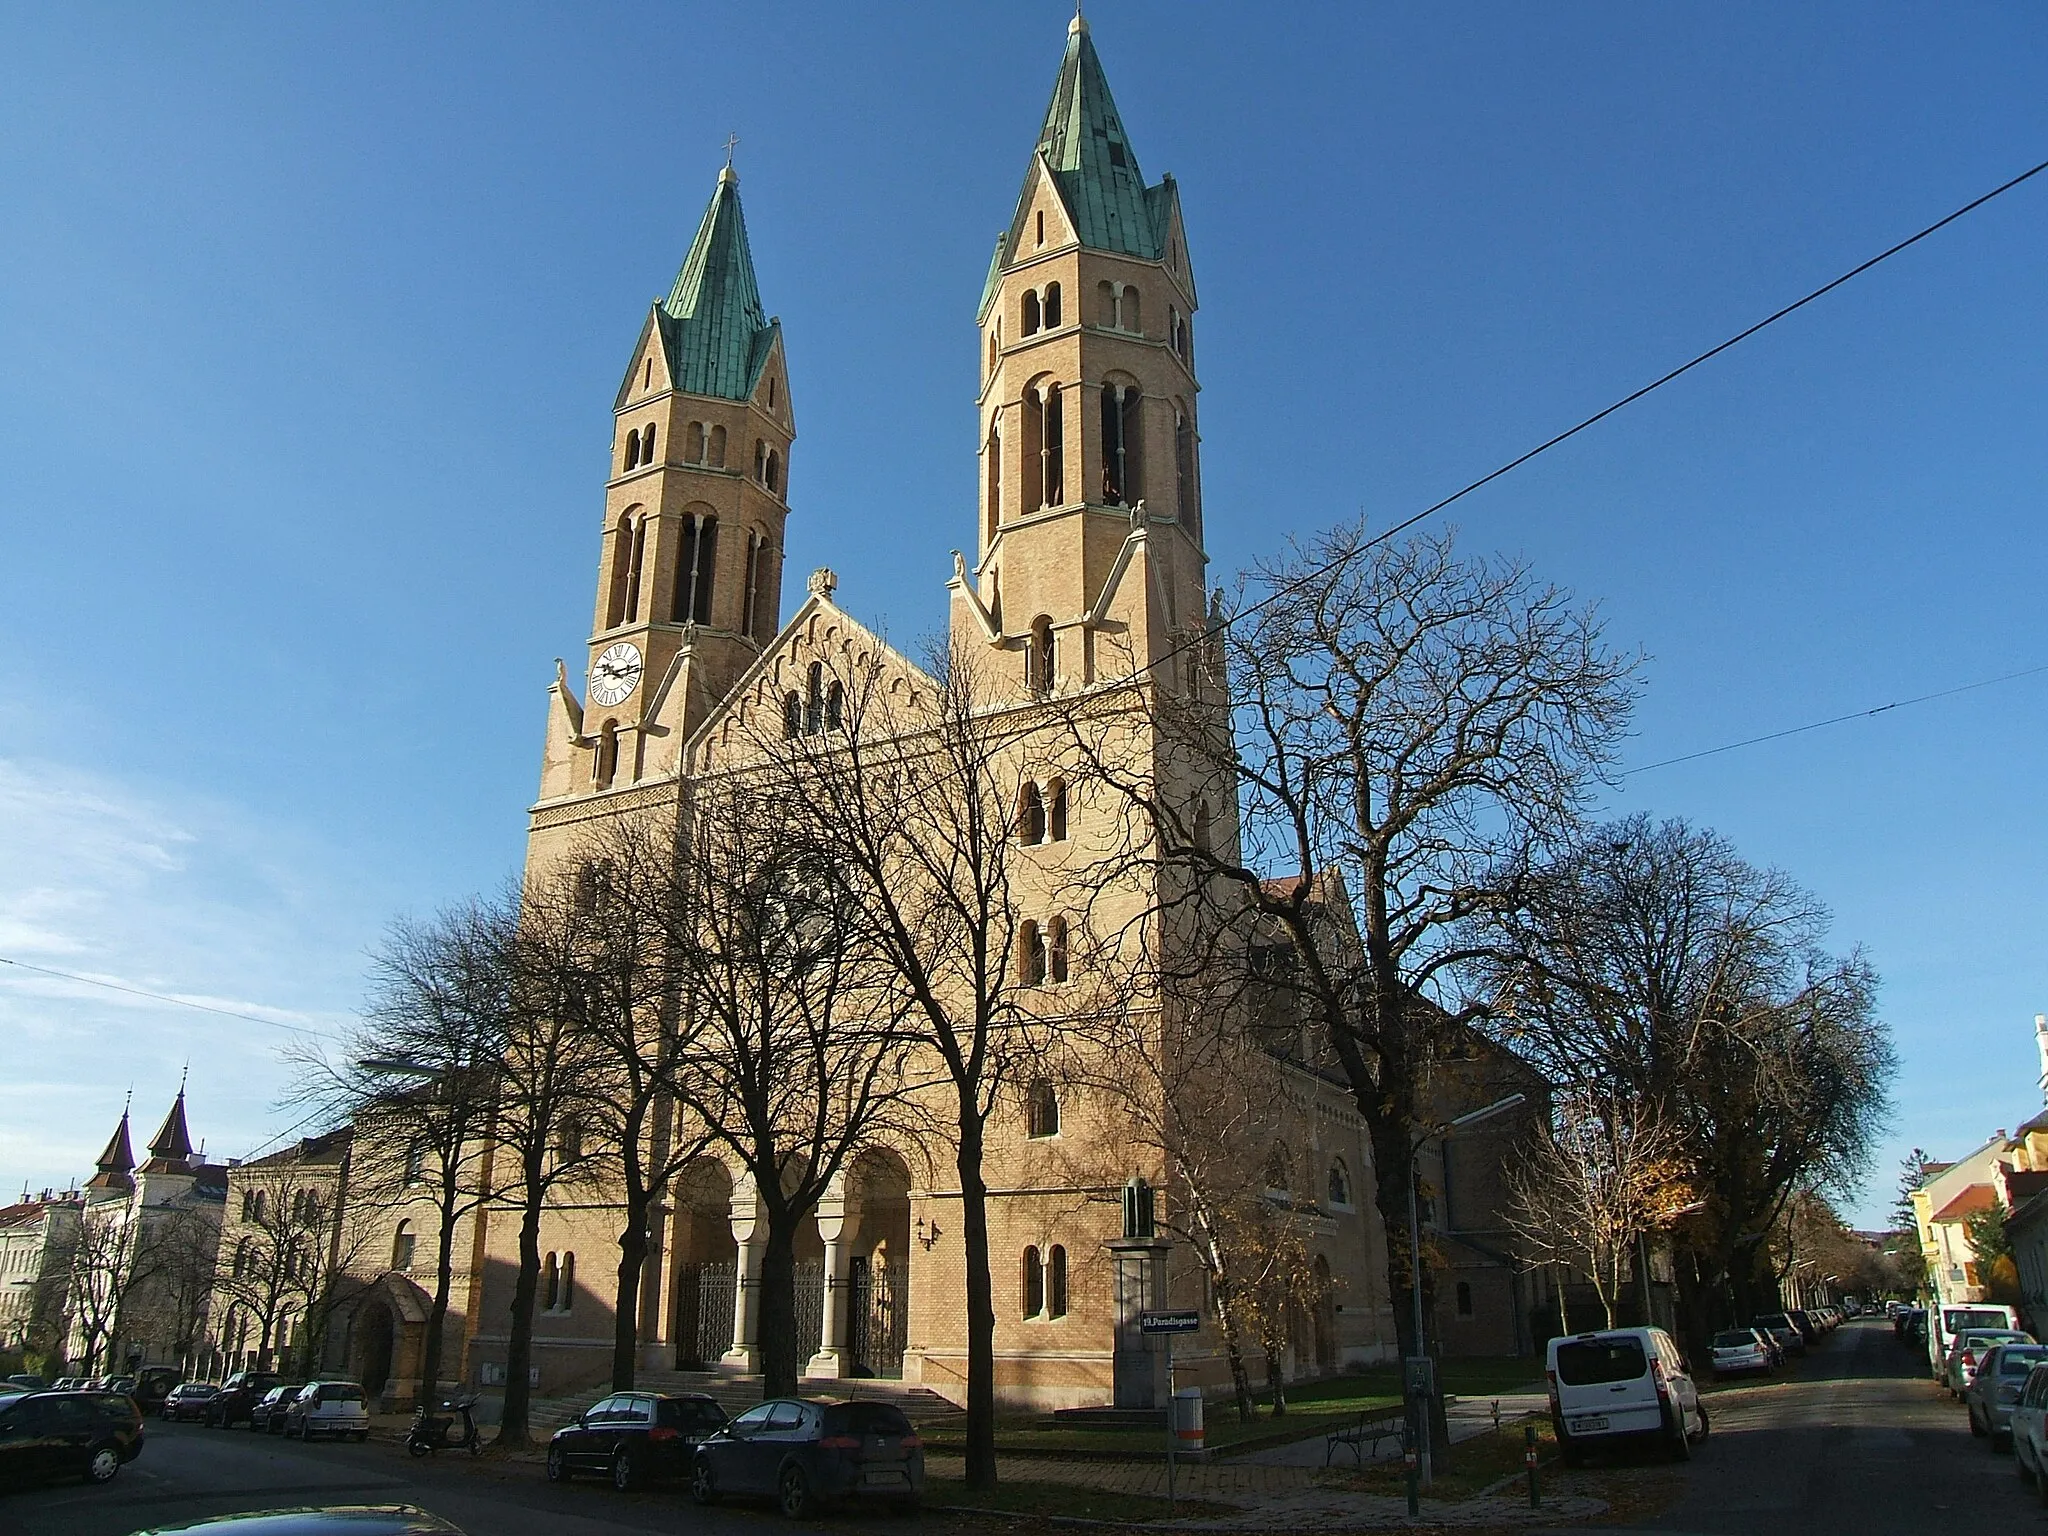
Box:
[588, 641, 643, 708]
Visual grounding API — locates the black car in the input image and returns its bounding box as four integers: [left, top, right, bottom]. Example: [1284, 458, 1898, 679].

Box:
[206, 1371, 284, 1427]
[163, 1382, 222, 1422]
[1786, 1308, 1820, 1346]
[250, 1385, 304, 1434]
[547, 1391, 727, 1490]
[133, 1365, 185, 1414]
[690, 1398, 923, 1518]
[0, 1388, 146, 1487]
[126, 1508, 467, 1534]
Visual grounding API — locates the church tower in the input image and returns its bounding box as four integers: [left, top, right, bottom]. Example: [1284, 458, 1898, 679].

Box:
[953, 14, 1207, 699]
[544, 164, 795, 798]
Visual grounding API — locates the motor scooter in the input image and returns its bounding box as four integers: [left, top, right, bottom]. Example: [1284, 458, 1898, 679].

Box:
[407, 1393, 483, 1457]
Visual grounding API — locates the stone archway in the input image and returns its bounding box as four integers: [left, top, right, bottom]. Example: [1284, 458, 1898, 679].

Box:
[844, 1148, 912, 1378]
[669, 1158, 738, 1369]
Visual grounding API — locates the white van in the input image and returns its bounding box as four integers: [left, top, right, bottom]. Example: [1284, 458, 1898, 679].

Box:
[1547, 1327, 1707, 1463]
[1930, 1303, 2021, 1381]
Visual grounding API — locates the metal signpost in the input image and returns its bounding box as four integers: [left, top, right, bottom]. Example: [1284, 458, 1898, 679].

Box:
[1141, 1309, 1201, 1512]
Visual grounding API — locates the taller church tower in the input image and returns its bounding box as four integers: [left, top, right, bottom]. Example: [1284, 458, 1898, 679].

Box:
[539, 165, 796, 802]
[952, 14, 1208, 699]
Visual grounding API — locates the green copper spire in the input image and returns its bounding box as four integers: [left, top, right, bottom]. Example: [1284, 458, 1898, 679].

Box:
[1011, 16, 1164, 261]
[659, 166, 777, 402]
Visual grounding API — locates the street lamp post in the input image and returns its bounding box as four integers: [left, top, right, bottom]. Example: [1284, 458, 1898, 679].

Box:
[1406, 1092, 1526, 1488]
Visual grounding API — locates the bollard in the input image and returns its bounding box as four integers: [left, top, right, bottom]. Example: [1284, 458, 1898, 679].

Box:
[1174, 1387, 1205, 1458]
[1524, 1422, 1540, 1508]
[1403, 1426, 1420, 1517]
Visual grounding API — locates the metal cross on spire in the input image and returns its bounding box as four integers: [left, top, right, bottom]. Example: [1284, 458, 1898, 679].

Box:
[723, 132, 740, 168]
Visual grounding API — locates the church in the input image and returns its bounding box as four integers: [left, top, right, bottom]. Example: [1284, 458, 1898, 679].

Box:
[337, 16, 1539, 1417]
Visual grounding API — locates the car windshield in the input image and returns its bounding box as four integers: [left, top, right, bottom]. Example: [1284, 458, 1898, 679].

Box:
[323, 1385, 365, 1402]
[1555, 1338, 1648, 1386]
[1713, 1331, 1760, 1348]
[2000, 1349, 2048, 1375]
[824, 1403, 913, 1435]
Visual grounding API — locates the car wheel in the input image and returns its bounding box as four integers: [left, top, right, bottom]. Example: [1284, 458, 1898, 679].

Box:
[779, 1463, 816, 1519]
[611, 1449, 639, 1492]
[85, 1444, 122, 1484]
[1970, 1405, 1986, 1437]
[546, 1444, 572, 1483]
[2016, 1438, 2035, 1483]
[1694, 1403, 1710, 1442]
[1669, 1412, 1693, 1463]
[690, 1459, 719, 1505]
[357, 1430, 371, 1444]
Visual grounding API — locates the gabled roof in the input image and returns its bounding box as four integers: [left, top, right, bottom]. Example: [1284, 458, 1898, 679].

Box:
[656, 166, 778, 402]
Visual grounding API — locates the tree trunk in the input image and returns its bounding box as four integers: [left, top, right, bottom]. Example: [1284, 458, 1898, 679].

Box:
[1264, 1348, 1286, 1416]
[497, 1181, 545, 1446]
[612, 1191, 651, 1390]
[957, 1112, 998, 1490]
[1213, 1283, 1257, 1424]
[419, 1198, 459, 1413]
[1373, 1125, 1451, 1468]
[757, 1217, 801, 1398]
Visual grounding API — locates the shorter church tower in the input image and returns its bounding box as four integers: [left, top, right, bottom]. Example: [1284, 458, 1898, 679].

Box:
[542, 164, 796, 800]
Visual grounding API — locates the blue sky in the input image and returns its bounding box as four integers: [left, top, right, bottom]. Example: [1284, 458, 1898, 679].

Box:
[1, 3, 2043, 1227]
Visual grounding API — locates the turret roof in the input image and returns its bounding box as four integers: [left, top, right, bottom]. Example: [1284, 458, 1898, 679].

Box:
[85, 1110, 135, 1192]
[657, 166, 778, 402]
[144, 1089, 192, 1163]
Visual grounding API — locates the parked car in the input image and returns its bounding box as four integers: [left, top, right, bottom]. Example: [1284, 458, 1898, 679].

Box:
[283, 1381, 371, 1443]
[1947, 1330, 2034, 1397]
[161, 1382, 220, 1422]
[547, 1391, 728, 1489]
[4, 1375, 47, 1391]
[1967, 1343, 2048, 1447]
[124, 1509, 469, 1534]
[205, 1372, 283, 1428]
[1545, 1328, 1707, 1467]
[132, 1366, 184, 1414]
[1933, 1303, 2022, 1381]
[2012, 1362, 2048, 1496]
[0, 1388, 146, 1487]
[1753, 1313, 1808, 1358]
[1709, 1328, 1776, 1377]
[1785, 1309, 1820, 1346]
[690, 1398, 925, 1516]
[249, 1385, 303, 1434]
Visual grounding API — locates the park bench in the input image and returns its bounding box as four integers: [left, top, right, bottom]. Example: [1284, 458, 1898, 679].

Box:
[1323, 1409, 1407, 1468]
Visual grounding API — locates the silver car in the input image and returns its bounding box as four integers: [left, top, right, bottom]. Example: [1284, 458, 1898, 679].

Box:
[1967, 1343, 2048, 1447]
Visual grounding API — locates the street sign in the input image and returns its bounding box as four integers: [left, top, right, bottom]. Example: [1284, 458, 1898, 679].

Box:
[1141, 1309, 1201, 1335]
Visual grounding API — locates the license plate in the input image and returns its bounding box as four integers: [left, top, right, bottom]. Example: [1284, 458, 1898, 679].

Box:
[1569, 1415, 1609, 1433]
[863, 1470, 908, 1487]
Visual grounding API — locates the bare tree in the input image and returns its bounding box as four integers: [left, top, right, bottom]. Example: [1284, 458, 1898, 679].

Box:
[291, 898, 508, 1410]
[1504, 1089, 1688, 1328]
[646, 776, 912, 1396]
[1484, 816, 1894, 1338]
[1077, 522, 1637, 1453]
[211, 1169, 342, 1372]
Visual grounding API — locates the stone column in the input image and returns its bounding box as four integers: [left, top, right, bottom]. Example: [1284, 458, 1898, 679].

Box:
[722, 1175, 764, 1373]
[806, 1182, 849, 1380]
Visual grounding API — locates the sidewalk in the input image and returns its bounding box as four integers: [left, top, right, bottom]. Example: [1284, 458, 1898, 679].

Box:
[1232, 1391, 1551, 1468]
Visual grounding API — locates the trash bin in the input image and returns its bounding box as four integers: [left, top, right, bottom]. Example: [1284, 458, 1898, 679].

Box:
[1173, 1386, 1205, 1457]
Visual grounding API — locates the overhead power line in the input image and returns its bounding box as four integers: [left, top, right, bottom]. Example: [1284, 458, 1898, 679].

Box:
[1622, 662, 2048, 776]
[1135, 153, 2048, 687]
[0, 955, 323, 1039]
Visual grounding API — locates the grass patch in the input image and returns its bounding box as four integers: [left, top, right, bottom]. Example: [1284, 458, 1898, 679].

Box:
[1319, 1417, 1553, 1502]
[922, 1476, 1238, 1523]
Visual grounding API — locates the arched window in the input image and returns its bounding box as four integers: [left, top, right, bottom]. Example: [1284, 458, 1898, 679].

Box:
[642, 423, 657, 463]
[783, 691, 802, 739]
[392, 1220, 416, 1272]
[1018, 920, 1046, 987]
[708, 424, 727, 468]
[1264, 1144, 1292, 1196]
[1043, 282, 1062, 327]
[686, 421, 705, 462]
[1027, 1077, 1060, 1138]
[561, 1252, 576, 1312]
[1048, 1245, 1068, 1318]
[557, 1115, 583, 1164]
[1027, 615, 1056, 696]
[251, 1190, 267, 1223]
[1097, 279, 1117, 328]
[754, 439, 767, 482]
[624, 428, 641, 472]
[1022, 289, 1041, 336]
[1100, 383, 1141, 505]
[404, 1138, 425, 1185]
[742, 529, 771, 642]
[1042, 385, 1063, 505]
[1327, 1159, 1351, 1208]
[1456, 1281, 1473, 1317]
[543, 1252, 559, 1311]
[765, 447, 782, 497]
[804, 661, 824, 735]
[1174, 405, 1199, 538]
[985, 426, 1001, 541]
[1046, 779, 1068, 841]
[1015, 781, 1045, 845]
[1022, 385, 1044, 510]
[643, 357, 653, 389]
[1023, 1247, 1044, 1318]
[1035, 209, 1045, 247]
[234, 1238, 252, 1278]
[987, 327, 998, 377]
[1123, 287, 1141, 334]
[240, 1190, 254, 1220]
[674, 512, 718, 625]
[766, 375, 778, 411]
[623, 513, 648, 622]
[1046, 916, 1069, 984]
[825, 679, 845, 732]
[595, 720, 619, 788]
[606, 511, 642, 629]
[1192, 801, 1211, 851]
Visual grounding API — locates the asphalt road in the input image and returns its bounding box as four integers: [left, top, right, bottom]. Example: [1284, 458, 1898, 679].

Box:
[1637, 1314, 2042, 1535]
[0, 1418, 922, 1536]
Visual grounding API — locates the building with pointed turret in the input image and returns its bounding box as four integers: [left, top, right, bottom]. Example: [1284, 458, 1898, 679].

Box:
[316, 17, 1541, 1418]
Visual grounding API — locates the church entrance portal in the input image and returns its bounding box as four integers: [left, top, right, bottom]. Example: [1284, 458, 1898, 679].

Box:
[357, 1303, 395, 1398]
[671, 1159, 739, 1370]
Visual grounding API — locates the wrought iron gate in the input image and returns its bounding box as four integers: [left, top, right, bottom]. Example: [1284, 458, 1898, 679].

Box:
[794, 1261, 824, 1364]
[848, 1255, 908, 1378]
[674, 1260, 736, 1369]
